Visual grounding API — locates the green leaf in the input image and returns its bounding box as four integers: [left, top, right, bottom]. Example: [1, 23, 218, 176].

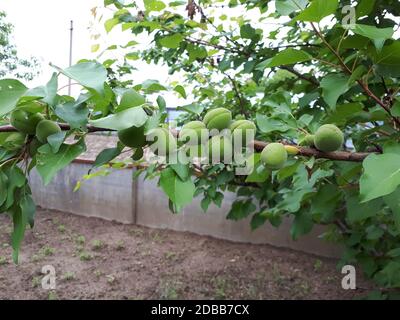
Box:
[320, 74, 350, 109]
[0, 79, 28, 116]
[118, 89, 146, 111]
[186, 43, 207, 62]
[290, 211, 313, 240]
[276, 0, 308, 15]
[295, 0, 338, 22]
[159, 33, 184, 49]
[157, 95, 167, 113]
[159, 168, 195, 209]
[372, 41, 400, 77]
[177, 103, 204, 115]
[325, 102, 364, 125]
[55, 101, 89, 129]
[345, 189, 382, 223]
[89, 106, 148, 130]
[227, 200, 256, 221]
[360, 153, 400, 202]
[47, 131, 67, 153]
[4, 166, 26, 210]
[141, 80, 167, 92]
[105, 17, 119, 33]
[257, 49, 312, 69]
[52, 62, 107, 94]
[41, 72, 58, 106]
[11, 206, 27, 264]
[20, 192, 36, 228]
[201, 196, 211, 212]
[92, 144, 124, 169]
[250, 212, 268, 230]
[174, 85, 187, 99]
[240, 24, 257, 40]
[344, 24, 393, 51]
[170, 163, 190, 181]
[384, 188, 400, 228]
[36, 140, 86, 185]
[256, 113, 294, 133]
[245, 154, 270, 183]
[144, 0, 166, 12]
[0, 170, 8, 207]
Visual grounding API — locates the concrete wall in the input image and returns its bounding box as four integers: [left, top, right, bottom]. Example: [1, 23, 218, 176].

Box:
[29, 162, 341, 258]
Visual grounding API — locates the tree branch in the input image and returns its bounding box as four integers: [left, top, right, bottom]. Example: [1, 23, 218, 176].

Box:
[0, 124, 372, 162]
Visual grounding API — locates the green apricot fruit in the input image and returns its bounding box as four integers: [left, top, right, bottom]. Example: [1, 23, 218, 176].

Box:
[208, 135, 232, 163]
[314, 124, 344, 152]
[28, 138, 44, 157]
[10, 110, 45, 134]
[203, 108, 232, 131]
[4, 132, 26, 151]
[118, 125, 146, 148]
[230, 120, 256, 145]
[148, 128, 177, 156]
[36, 120, 62, 143]
[179, 121, 207, 145]
[260, 143, 288, 170]
[299, 134, 315, 147]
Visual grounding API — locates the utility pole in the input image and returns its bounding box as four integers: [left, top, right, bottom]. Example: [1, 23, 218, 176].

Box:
[68, 20, 74, 96]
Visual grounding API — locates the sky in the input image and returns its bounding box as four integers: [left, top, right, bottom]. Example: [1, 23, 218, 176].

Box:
[0, 0, 181, 103]
[0, 0, 100, 90]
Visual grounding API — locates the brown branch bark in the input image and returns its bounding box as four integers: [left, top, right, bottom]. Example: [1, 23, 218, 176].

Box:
[0, 124, 372, 163]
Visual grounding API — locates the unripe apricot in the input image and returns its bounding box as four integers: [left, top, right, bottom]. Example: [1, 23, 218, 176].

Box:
[10, 110, 45, 135]
[179, 121, 207, 145]
[118, 125, 146, 148]
[4, 132, 26, 151]
[314, 124, 344, 152]
[208, 135, 232, 163]
[260, 143, 288, 170]
[230, 120, 256, 145]
[203, 108, 232, 131]
[36, 120, 62, 143]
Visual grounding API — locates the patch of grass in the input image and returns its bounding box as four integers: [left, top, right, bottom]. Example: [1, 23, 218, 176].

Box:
[128, 229, 144, 237]
[94, 270, 103, 278]
[31, 276, 41, 288]
[164, 251, 176, 260]
[79, 251, 93, 261]
[57, 225, 66, 233]
[75, 235, 86, 245]
[151, 232, 164, 244]
[48, 291, 58, 300]
[39, 246, 55, 256]
[62, 272, 76, 281]
[91, 239, 105, 251]
[314, 259, 323, 272]
[212, 276, 230, 299]
[158, 279, 181, 300]
[0, 256, 8, 265]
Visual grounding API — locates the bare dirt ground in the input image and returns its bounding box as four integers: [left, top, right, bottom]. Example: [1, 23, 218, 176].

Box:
[0, 209, 370, 300]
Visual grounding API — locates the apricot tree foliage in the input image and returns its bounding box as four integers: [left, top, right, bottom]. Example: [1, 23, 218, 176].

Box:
[0, 0, 400, 297]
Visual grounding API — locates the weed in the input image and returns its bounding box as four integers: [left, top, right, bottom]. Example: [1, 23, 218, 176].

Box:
[91, 239, 105, 251]
[79, 251, 93, 261]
